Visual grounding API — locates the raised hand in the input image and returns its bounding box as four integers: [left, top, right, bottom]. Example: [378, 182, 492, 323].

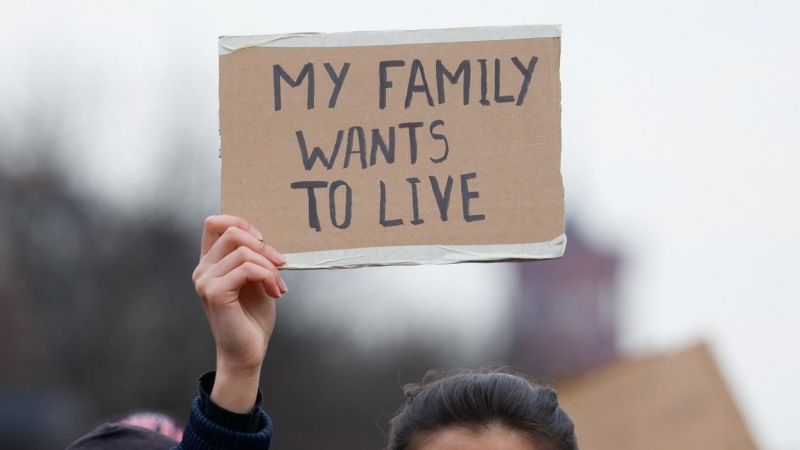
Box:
[192, 215, 287, 413]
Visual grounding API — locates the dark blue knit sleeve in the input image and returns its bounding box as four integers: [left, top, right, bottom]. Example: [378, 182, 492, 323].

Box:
[175, 372, 273, 450]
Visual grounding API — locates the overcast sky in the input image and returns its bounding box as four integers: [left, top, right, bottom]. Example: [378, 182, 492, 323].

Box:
[2, 1, 799, 448]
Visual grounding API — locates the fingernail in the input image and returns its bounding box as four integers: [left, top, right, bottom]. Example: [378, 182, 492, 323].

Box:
[273, 249, 286, 262]
[279, 277, 288, 293]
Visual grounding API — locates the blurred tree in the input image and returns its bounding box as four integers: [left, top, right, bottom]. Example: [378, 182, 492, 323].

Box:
[0, 124, 447, 450]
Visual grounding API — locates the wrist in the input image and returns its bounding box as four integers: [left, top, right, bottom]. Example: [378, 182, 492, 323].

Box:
[211, 362, 262, 414]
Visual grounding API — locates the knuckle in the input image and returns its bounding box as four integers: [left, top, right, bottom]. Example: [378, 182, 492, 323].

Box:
[235, 245, 251, 260]
[191, 267, 201, 284]
[221, 226, 239, 242]
[204, 283, 221, 302]
[194, 277, 207, 296]
[241, 261, 257, 273]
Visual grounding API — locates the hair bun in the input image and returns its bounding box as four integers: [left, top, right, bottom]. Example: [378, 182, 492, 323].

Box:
[387, 369, 578, 450]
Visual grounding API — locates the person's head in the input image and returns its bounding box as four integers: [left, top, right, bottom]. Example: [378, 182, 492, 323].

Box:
[386, 369, 578, 450]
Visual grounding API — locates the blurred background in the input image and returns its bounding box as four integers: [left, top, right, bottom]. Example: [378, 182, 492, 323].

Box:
[1, 1, 798, 449]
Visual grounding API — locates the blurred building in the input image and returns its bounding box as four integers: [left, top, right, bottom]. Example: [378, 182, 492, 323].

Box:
[508, 225, 621, 378]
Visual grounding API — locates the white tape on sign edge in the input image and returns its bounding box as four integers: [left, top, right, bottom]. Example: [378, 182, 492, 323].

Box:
[282, 234, 566, 270]
[219, 25, 562, 55]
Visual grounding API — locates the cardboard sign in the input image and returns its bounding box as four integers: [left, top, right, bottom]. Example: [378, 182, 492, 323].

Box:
[557, 344, 758, 450]
[219, 26, 565, 269]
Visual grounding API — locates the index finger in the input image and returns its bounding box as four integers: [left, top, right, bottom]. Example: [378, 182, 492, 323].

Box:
[201, 215, 263, 258]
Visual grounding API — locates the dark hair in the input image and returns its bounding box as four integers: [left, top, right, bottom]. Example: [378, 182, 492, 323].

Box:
[386, 369, 578, 450]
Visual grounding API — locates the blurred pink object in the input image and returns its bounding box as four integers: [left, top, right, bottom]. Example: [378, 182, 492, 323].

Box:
[118, 412, 184, 441]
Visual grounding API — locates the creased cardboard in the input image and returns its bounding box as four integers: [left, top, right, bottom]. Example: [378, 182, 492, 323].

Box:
[219, 26, 565, 269]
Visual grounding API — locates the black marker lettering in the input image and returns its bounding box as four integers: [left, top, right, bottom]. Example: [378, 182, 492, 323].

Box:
[324, 62, 350, 108]
[370, 127, 396, 166]
[429, 175, 453, 221]
[460, 172, 486, 222]
[398, 122, 424, 165]
[406, 177, 424, 225]
[295, 130, 343, 171]
[273, 63, 314, 111]
[328, 180, 352, 229]
[405, 59, 435, 109]
[380, 181, 404, 227]
[290, 181, 328, 231]
[343, 126, 367, 169]
[436, 60, 470, 105]
[494, 58, 515, 103]
[429, 120, 449, 164]
[511, 56, 538, 106]
[379, 60, 405, 109]
[478, 59, 490, 106]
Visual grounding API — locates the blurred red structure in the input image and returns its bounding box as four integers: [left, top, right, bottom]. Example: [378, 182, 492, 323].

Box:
[508, 226, 621, 378]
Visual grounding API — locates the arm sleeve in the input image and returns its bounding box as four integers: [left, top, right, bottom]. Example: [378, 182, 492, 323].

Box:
[175, 372, 273, 450]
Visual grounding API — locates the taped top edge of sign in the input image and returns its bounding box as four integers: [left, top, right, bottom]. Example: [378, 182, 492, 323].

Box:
[219, 24, 562, 55]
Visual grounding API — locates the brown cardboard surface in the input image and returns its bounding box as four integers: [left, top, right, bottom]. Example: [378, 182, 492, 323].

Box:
[219, 27, 564, 268]
[557, 344, 759, 450]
